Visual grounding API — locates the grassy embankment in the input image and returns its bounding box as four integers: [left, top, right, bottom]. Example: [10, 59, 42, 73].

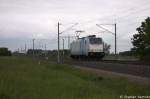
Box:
[0, 56, 149, 99]
[103, 55, 139, 61]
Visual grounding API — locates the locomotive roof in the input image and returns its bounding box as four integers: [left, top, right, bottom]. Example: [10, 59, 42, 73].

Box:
[78, 35, 102, 40]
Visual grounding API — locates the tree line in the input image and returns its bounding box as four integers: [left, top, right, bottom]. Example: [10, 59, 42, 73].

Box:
[131, 17, 150, 60]
[0, 48, 11, 56]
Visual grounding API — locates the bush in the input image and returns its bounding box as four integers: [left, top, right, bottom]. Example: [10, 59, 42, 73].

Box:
[0, 48, 11, 56]
[140, 48, 150, 61]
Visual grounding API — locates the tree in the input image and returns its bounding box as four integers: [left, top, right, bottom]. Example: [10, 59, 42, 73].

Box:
[0, 48, 11, 56]
[131, 17, 150, 60]
[103, 43, 111, 54]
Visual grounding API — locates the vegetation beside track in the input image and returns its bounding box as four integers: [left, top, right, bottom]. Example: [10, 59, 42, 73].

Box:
[0, 56, 150, 99]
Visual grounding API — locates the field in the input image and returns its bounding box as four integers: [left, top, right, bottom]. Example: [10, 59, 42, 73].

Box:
[103, 55, 139, 61]
[0, 56, 150, 99]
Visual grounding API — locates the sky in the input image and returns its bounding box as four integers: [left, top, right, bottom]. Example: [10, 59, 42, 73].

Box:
[0, 0, 150, 52]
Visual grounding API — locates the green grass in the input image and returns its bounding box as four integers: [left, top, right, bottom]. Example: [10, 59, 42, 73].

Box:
[0, 56, 149, 99]
[103, 55, 139, 61]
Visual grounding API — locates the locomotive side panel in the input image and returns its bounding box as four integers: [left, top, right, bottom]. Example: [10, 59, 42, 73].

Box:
[82, 38, 89, 56]
[70, 40, 81, 55]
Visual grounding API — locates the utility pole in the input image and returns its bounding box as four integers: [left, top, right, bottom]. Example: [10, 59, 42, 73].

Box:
[58, 22, 60, 63]
[68, 35, 70, 49]
[18, 48, 19, 53]
[96, 23, 117, 55]
[62, 39, 65, 63]
[45, 44, 46, 51]
[45, 44, 47, 57]
[114, 23, 117, 55]
[60, 36, 76, 49]
[32, 39, 35, 55]
[25, 44, 27, 53]
[57, 22, 78, 63]
[21, 47, 22, 53]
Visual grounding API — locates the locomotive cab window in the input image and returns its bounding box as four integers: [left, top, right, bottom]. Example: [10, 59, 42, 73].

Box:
[89, 38, 102, 44]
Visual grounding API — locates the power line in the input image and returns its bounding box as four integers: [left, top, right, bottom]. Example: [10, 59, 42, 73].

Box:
[60, 35, 76, 49]
[118, 1, 150, 14]
[96, 23, 117, 55]
[96, 24, 115, 35]
[74, 1, 150, 26]
[60, 23, 78, 34]
[117, 7, 150, 21]
[32, 39, 35, 55]
[57, 22, 78, 63]
[115, 0, 150, 19]
[58, 22, 60, 63]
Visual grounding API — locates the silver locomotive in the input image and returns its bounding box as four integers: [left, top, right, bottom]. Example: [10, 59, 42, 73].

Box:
[70, 35, 105, 59]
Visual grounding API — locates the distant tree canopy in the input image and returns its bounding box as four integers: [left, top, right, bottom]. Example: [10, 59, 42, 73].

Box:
[131, 17, 150, 60]
[103, 43, 111, 54]
[0, 48, 11, 56]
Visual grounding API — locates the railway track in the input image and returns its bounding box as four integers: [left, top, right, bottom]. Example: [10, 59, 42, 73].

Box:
[67, 59, 150, 66]
[102, 60, 150, 66]
[34, 56, 150, 78]
[66, 60, 150, 78]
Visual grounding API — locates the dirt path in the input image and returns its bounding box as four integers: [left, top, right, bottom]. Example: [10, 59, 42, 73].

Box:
[68, 61, 150, 78]
[73, 65, 150, 85]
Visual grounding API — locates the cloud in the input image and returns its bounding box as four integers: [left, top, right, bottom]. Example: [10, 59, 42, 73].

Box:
[0, 0, 150, 52]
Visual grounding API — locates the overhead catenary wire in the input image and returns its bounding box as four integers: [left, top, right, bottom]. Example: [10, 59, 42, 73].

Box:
[116, 0, 150, 20]
[117, 7, 150, 22]
[57, 22, 78, 63]
[60, 23, 78, 34]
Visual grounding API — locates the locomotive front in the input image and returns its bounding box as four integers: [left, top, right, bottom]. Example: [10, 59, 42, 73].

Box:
[87, 36, 105, 58]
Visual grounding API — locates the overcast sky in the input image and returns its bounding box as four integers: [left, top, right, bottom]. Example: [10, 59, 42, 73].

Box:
[0, 0, 150, 52]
